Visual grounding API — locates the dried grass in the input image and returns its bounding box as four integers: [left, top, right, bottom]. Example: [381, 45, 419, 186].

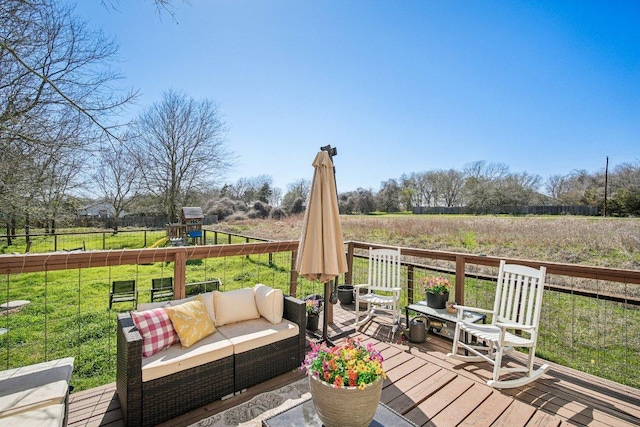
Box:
[220, 215, 640, 270]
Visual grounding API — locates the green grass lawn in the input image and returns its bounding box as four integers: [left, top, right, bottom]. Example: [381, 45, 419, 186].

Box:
[2, 226, 639, 391]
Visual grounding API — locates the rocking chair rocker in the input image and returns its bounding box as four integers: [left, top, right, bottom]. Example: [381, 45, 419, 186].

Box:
[447, 260, 550, 389]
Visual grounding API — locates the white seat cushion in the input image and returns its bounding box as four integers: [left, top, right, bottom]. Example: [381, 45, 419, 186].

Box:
[0, 403, 65, 427]
[0, 358, 73, 418]
[217, 318, 299, 354]
[141, 330, 233, 382]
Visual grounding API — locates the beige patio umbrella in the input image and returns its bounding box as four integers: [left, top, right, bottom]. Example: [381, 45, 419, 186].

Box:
[295, 149, 348, 342]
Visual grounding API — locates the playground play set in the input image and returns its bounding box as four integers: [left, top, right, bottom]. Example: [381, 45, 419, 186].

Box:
[150, 207, 204, 248]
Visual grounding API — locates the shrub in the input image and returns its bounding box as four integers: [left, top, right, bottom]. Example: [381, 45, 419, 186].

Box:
[246, 209, 262, 219]
[270, 207, 287, 220]
[207, 198, 236, 220]
[252, 201, 271, 218]
[290, 197, 305, 214]
[227, 212, 248, 221]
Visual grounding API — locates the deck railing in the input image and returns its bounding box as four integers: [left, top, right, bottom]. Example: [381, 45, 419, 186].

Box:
[1, 231, 639, 391]
[0, 229, 254, 253]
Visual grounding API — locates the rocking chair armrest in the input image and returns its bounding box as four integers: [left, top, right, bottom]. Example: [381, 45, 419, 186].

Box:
[353, 284, 369, 289]
[495, 321, 536, 331]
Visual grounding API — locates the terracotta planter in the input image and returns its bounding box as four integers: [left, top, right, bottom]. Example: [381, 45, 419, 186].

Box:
[306, 314, 319, 331]
[309, 375, 382, 427]
[426, 291, 449, 309]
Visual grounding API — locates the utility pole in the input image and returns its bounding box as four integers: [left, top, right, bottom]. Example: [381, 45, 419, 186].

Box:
[604, 156, 609, 217]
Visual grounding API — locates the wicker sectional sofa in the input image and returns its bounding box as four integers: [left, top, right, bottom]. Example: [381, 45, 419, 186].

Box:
[116, 285, 306, 427]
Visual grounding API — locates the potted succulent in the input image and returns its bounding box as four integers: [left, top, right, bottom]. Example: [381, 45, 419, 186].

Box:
[301, 338, 386, 427]
[419, 276, 451, 309]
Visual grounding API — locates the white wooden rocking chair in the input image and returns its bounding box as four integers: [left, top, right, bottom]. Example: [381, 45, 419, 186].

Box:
[447, 260, 550, 389]
[354, 247, 402, 332]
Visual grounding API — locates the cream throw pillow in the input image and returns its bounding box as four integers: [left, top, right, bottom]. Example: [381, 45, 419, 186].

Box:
[254, 284, 284, 324]
[213, 288, 260, 326]
[165, 295, 216, 348]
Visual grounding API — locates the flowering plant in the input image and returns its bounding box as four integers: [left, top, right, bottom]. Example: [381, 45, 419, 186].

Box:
[306, 299, 321, 315]
[420, 276, 450, 295]
[301, 338, 386, 389]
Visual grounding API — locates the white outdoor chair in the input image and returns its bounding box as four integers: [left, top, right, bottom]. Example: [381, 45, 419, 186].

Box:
[354, 247, 402, 332]
[447, 260, 550, 388]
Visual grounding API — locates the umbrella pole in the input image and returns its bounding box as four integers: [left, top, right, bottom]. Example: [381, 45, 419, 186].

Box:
[321, 280, 334, 346]
[319, 278, 356, 346]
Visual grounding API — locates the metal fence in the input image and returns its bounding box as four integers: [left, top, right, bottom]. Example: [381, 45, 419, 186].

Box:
[0, 232, 639, 392]
[412, 205, 599, 216]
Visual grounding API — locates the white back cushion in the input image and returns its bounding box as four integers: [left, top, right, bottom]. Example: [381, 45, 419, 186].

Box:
[213, 288, 260, 326]
[254, 284, 284, 324]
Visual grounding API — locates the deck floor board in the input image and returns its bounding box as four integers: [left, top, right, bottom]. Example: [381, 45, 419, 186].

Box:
[67, 303, 640, 426]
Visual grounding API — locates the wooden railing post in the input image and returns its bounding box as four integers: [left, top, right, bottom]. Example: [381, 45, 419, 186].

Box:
[174, 252, 186, 300]
[290, 250, 298, 298]
[346, 242, 354, 285]
[455, 255, 465, 305]
[408, 264, 415, 304]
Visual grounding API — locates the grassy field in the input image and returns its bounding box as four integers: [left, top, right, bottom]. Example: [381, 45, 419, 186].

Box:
[221, 214, 640, 389]
[1, 214, 639, 390]
[0, 231, 324, 391]
[219, 214, 640, 270]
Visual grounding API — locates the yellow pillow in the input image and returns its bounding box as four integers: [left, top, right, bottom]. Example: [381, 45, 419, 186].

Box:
[164, 295, 216, 348]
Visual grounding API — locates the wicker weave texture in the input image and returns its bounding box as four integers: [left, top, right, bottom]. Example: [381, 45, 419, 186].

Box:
[235, 335, 300, 391]
[116, 313, 143, 427]
[116, 294, 306, 426]
[142, 355, 234, 427]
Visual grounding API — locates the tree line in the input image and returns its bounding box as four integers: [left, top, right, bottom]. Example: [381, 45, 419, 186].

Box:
[336, 160, 640, 216]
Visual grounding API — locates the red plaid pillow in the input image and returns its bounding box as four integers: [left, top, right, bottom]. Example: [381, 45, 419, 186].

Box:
[131, 308, 179, 357]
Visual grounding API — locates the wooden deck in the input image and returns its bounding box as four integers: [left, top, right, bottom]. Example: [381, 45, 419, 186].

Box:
[68, 303, 640, 426]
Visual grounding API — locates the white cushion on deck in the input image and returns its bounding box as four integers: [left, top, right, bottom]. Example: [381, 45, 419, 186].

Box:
[0, 358, 73, 418]
[141, 330, 233, 382]
[0, 403, 65, 427]
[217, 317, 299, 354]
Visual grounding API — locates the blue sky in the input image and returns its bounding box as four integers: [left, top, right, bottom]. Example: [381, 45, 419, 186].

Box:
[74, 0, 639, 193]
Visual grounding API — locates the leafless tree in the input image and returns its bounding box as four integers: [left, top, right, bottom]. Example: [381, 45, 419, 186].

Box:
[0, 0, 136, 141]
[133, 89, 232, 221]
[269, 187, 282, 207]
[223, 175, 274, 203]
[282, 179, 311, 212]
[463, 161, 510, 210]
[438, 169, 465, 207]
[1, 0, 137, 240]
[102, 0, 191, 22]
[93, 136, 142, 231]
[376, 179, 401, 213]
[546, 174, 572, 201]
[399, 173, 419, 210]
